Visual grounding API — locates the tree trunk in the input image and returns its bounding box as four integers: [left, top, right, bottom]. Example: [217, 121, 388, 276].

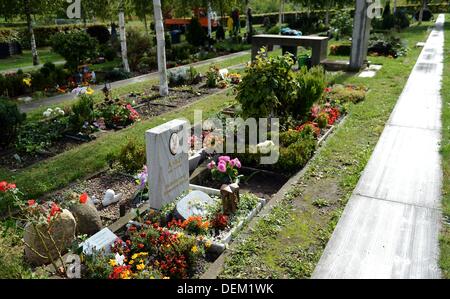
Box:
[418, 0, 426, 24]
[245, 0, 250, 35]
[143, 14, 149, 37]
[279, 0, 284, 30]
[207, 1, 212, 38]
[24, 0, 39, 66]
[325, 8, 330, 26]
[118, 8, 130, 73]
[393, 0, 397, 13]
[153, 0, 169, 97]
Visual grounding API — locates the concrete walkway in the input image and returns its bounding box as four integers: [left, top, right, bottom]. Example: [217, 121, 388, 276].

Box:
[18, 50, 250, 113]
[313, 15, 445, 279]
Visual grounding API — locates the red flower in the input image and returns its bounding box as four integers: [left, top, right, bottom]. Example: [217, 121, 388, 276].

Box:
[138, 243, 144, 249]
[49, 203, 61, 219]
[0, 181, 16, 192]
[0, 181, 7, 192]
[79, 193, 88, 204]
[28, 199, 36, 206]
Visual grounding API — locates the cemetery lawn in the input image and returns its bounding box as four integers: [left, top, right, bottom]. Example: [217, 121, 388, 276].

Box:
[219, 20, 438, 278]
[0, 47, 64, 72]
[439, 20, 450, 279]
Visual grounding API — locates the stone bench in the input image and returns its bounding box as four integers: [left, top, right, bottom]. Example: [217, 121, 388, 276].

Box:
[251, 34, 329, 66]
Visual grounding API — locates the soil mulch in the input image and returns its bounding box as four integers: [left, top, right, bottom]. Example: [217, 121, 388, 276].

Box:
[46, 170, 138, 227]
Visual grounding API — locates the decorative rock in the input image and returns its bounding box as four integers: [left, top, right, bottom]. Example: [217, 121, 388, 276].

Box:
[102, 189, 122, 207]
[70, 203, 103, 236]
[176, 190, 215, 220]
[24, 209, 76, 266]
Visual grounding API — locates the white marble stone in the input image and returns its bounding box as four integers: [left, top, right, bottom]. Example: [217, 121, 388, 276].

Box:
[82, 228, 118, 255]
[146, 119, 190, 210]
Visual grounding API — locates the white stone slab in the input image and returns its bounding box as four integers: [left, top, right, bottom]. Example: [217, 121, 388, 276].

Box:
[82, 228, 118, 255]
[313, 195, 441, 279]
[354, 125, 442, 209]
[358, 70, 377, 78]
[146, 119, 190, 210]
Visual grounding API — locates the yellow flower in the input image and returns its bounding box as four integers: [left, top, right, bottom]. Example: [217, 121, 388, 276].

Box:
[109, 259, 117, 267]
[136, 263, 145, 271]
[191, 246, 198, 254]
[129, 260, 135, 265]
[163, 276, 170, 279]
[22, 78, 32, 87]
[131, 254, 138, 260]
[205, 240, 213, 249]
[86, 87, 95, 95]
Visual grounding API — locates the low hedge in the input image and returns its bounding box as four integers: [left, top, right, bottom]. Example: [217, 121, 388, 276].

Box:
[0, 23, 108, 49]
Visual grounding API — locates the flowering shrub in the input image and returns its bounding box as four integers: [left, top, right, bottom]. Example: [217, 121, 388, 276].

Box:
[96, 223, 205, 279]
[168, 216, 210, 236]
[208, 156, 242, 184]
[211, 213, 229, 230]
[96, 98, 140, 129]
[43, 107, 65, 118]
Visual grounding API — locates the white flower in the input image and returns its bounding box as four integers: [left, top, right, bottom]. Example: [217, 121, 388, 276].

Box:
[219, 68, 229, 80]
[43, 108, 53, 118]
[114, 253, 125, 266]
[55, 107, 65, 116]
[257, 140, 276, 154]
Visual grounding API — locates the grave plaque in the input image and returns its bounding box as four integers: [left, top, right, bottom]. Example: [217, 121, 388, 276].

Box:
[146, 119, 190, 210]
[82, 228, 118, 255]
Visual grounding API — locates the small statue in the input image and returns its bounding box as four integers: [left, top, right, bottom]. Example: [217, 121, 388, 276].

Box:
[102, 189, 122, 207]
[220, 183, 240, 215]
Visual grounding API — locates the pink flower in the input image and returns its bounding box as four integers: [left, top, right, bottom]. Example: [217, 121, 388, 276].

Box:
[233, 158, 241, 169]
[217, 162, 227, 173]
[207, 161, 216, 170]
[229, 159, 236, 168]
[218, 156, 231, 163]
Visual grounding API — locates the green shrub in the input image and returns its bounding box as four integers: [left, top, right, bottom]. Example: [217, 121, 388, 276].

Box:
[0, 73, 26, 98]
[293, 66, 326, 119]
[15, 116, 69, 155]
[368, 33, 408, 58]
[186, 18, 207, 47]
[107, 139, 146, 174]
[51, 30, 99, 71]
[0, 224, 32, 279]
[126, 27, 153, 72]
[105, 69, 130, 81]
[331, 11, 353, 39]
[328, 84, 366, 104]
[279, 130, 303, 148]
[69, 95, 95, 132]
[0, 100, 26, 148]
[276, 130, 317, 173]
[168, 66, 201, 86]
[330, 43, 351, 56]
[236, 49, 297, 119]
[86, 25, 111, 44]
[266, 25, 281, 35]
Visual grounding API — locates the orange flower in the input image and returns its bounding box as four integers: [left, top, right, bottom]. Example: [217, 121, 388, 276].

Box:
[79, 193, 88, 204]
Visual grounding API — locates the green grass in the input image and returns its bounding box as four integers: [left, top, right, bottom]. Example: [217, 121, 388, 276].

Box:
[0, 47, 64, 72]
[219, 20, 436, 279]
[439, 20, 450, 279]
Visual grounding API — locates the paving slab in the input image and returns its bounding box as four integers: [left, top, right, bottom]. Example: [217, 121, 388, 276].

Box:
[312, 15, 445, 279]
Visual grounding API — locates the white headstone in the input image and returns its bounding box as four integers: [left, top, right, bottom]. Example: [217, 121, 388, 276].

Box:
[82, 228, 118, 255]
[146, 119, 190, 210]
